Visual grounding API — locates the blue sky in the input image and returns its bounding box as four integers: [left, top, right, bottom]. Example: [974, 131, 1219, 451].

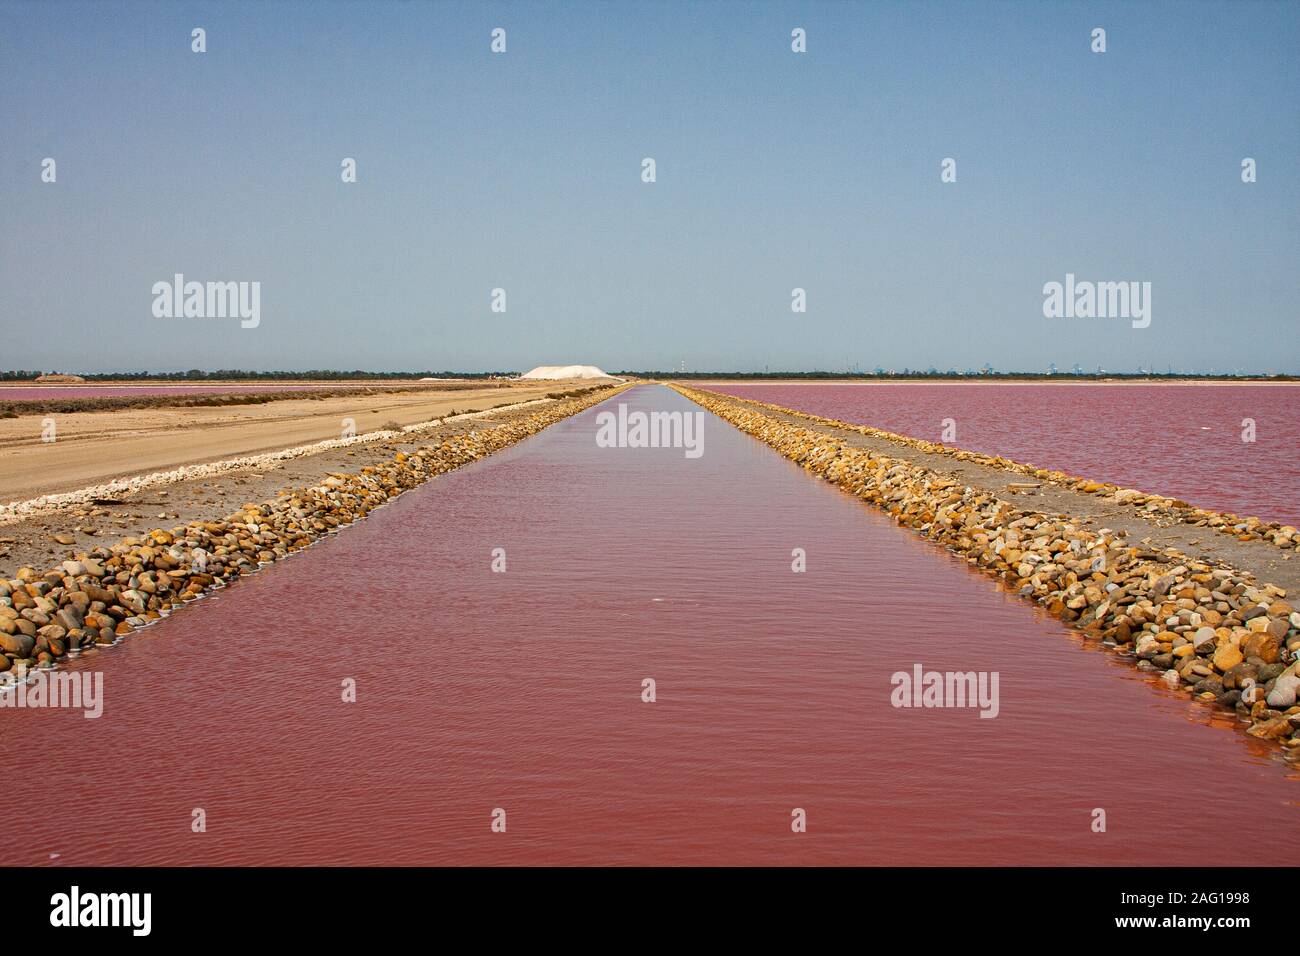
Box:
[2, 0, 1297, 373]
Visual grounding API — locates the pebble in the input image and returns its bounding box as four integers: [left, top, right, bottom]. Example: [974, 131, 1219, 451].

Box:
[1267, 675, 1299, 709]
[1213, 644, 1244, 672]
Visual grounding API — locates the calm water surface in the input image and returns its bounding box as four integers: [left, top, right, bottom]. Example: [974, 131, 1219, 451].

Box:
[6, 385, 1298, 865]
[708, 382, 1300, 526]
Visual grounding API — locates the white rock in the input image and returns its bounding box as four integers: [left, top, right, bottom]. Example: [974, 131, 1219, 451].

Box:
[1267, 675, 1299, 709]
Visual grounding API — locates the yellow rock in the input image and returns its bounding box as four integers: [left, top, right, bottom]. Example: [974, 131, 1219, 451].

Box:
[1213, 644, 1244, 672]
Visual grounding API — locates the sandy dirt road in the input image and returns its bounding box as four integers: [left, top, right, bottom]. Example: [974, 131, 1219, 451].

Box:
[0, 380, 604, 502]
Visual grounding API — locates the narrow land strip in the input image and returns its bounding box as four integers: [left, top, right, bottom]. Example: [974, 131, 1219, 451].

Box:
[696, 385, 1299, 559]
[0, 384, 630, 681]
[685, 385, 1300, 592]
[674, 383, 1300, 756]
[0, 379, 607, 503]
[0, 396, 563, 574]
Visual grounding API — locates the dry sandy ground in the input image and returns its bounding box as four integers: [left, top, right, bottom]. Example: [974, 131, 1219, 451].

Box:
[0, 389, 614, 576]
[0, 380, 603, 503]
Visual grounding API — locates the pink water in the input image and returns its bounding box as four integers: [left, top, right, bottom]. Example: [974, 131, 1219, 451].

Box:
[6, 384, 1298, 866]
[0, 384, 356, 399]
[707, 382, 1300, 527]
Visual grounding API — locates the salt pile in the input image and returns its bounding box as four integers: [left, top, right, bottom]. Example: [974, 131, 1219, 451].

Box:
[519, 365, 614, 380]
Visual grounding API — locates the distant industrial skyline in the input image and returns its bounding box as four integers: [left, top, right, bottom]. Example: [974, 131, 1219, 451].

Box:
[2, 1, 1297, 373]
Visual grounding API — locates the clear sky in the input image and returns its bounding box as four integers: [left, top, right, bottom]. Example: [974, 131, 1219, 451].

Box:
[2, 0, 1297, 374]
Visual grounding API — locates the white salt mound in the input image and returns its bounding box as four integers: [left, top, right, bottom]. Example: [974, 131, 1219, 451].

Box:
[519, 365, 613, 380]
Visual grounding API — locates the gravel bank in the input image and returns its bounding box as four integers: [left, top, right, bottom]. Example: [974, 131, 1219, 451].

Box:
[0, 384, 628, 685]
[675, 384, 1300, 758]
[706, 388, 1299, 555]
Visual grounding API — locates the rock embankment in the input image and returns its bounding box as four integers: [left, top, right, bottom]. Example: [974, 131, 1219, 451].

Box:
[0, 385, 627, 682]
[675, 385, 1300, 754]
[710, 390, 1298, 553]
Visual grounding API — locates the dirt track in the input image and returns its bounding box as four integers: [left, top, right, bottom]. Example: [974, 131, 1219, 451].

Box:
[0, 384, 622, 575]
[0, 380, 600, 503]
